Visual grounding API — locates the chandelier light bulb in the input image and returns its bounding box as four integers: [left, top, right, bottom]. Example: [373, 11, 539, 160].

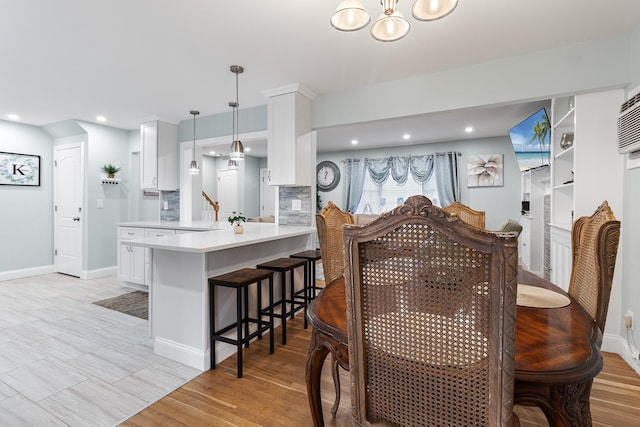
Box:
[330, 0, 370, 31]
[412, 0, 458, 21]
[371, 9, 410, 42]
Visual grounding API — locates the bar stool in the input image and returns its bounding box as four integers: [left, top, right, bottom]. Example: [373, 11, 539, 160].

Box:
[256, 257, 308, 345]
[209, 268, 275, 378]
[290, 249, 323, 299]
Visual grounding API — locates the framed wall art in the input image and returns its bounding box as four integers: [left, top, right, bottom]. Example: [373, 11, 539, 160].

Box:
[0, 151, 41, 186]
[467, 154, 503, 187]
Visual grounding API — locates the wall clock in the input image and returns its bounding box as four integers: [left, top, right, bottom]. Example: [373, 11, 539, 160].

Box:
[316, 161, 340, 191]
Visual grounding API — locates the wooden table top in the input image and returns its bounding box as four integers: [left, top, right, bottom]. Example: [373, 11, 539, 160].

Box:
[307, 268, 603, 385]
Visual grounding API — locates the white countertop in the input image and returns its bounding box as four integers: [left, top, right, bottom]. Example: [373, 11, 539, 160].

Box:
[118, 220, 222, 231]
[126, 222, 316, 253]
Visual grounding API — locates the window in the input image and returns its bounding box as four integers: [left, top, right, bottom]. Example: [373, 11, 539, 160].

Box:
[355, 173, 440, 214]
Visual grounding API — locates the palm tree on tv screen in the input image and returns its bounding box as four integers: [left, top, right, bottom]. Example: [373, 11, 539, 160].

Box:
[530, 118, 550, 164]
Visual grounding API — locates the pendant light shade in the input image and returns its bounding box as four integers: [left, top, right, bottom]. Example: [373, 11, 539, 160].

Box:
[189, 110, 200, 175]
[229, 139, 244, 160]
[229, 65, 245, 161]
[330, 0, 370, 31]
[370, 6, 410, 42]
[412, 0, 458, 21]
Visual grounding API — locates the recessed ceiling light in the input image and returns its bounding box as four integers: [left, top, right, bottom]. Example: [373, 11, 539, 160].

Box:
[96, 116, 107, 122]
[465, 126, 473, 133]
[245, 147, 251, 152]
[351, 139, 358, 145]
[209, 150, 216, 155]
[403, 134, 411, 140]
[7, 114, 19, 121]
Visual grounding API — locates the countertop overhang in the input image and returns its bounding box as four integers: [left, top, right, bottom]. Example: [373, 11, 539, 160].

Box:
[126, 222, 316, 253]
[117, 220, 222, 231]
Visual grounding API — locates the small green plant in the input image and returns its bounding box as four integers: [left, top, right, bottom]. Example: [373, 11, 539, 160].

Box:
[227, 212, 247, 227]
[101, 163, 121, 175]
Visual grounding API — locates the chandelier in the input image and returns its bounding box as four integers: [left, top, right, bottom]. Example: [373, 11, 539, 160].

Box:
[331, 0, 458, 42]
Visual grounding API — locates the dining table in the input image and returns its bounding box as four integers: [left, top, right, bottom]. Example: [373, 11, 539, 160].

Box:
[305, 268, 603, 427]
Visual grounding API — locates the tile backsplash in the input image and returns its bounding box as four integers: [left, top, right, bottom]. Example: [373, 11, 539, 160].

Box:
[160, 190, 180, 221]
[279, 186, 311, 226]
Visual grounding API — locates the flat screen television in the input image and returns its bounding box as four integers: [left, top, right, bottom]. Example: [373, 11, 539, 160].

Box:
[508, 107, 551, 171]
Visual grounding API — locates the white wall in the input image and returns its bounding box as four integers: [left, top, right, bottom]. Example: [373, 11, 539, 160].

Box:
[0, 120, 54, 274]
[317, 136, 521, 230]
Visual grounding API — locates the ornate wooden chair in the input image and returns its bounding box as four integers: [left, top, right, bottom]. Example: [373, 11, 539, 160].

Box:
[343, 195, 519, 426]
[568, 201, 620, 332]
[443, 200, 486, 229]
[315, 200, 355, 415]
[316, 201, 355, 284]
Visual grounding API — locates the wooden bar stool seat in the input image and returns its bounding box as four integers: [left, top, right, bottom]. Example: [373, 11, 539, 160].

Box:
[290, 249, 323, 299]
[256, 257, 308, 345]
[209, 268, 275, 378]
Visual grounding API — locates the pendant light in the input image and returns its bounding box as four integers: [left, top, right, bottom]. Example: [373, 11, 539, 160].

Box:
[189, 110, 200, 175]
[227, 159, 239, 171]
[370, 0, 410, 42]
[229, 65, 245, 161]
[330, 0, 370, 31]
[412, 0, 458, 21]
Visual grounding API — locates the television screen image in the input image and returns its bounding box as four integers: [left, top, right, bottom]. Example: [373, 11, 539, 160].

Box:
[508, 108, 551, 171]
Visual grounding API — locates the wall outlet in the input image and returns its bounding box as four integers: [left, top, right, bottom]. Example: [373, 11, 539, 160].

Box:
[624, 310, 634, 330]
[163, 201, 169, 210]
[292, 199, 302, 211]
[96, 199, 103, 209]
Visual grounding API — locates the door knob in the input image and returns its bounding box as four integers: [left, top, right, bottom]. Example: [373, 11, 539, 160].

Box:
[73, 217, 80, 222]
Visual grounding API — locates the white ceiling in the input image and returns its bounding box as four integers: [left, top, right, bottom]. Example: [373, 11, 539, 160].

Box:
[2, 0, 640, 154]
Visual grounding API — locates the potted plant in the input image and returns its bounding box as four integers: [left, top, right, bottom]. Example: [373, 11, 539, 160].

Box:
[101, 163, 121, 179]
[228, 212, 247, 234]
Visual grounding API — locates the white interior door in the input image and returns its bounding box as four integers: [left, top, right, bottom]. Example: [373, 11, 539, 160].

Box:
[260, 168, 276, 217]
[54, 143, 83, 277]
[218, 168, 239, 221]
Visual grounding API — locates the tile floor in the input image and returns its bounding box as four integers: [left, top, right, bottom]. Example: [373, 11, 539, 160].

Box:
[0, 273, 201, 426]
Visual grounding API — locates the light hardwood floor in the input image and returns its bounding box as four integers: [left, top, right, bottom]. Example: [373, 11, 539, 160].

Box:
[122, 314, 640, 427]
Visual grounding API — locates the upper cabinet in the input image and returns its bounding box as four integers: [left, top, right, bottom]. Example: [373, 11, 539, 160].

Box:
[263, 85, 315, 186]
[141, 120, 178, 190]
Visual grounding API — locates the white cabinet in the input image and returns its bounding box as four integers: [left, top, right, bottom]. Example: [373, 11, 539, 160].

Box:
[549, 226, 572, 291]
[264, 85, 314, 186]
[519, 216, 531, 269]
[118, 227, 145, 285]
[141, 120, 178, 190]
[520, 166, 549, 276]
[143, 228, 175, 287]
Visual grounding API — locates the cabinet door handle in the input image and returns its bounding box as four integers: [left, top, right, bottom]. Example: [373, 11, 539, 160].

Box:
[153, 177, 157, 186]
[268, 170, 271, 182]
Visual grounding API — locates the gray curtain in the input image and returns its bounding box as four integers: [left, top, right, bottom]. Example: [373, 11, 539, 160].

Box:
[434, 152, 461, 206]
[366, 158, 391, 185]
[344, 158, 367, 213]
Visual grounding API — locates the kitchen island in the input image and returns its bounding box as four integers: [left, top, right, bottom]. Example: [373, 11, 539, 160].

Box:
[127, 222, 315, 370]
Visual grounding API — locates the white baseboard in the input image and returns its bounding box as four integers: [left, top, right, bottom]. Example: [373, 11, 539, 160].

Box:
[603, 333, 640, 375]
[154, 337, 208, 371]
[0, 265, 54, 282]
[82, 266, 117, 280]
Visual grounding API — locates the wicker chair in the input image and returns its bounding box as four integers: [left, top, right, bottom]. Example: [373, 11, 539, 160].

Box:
[316, 201, 355, 284]
[315, 200, 355, 416]
[443, 201, 486, 229]
[343, 195, 519, 427]
[568, 201, 620, 332]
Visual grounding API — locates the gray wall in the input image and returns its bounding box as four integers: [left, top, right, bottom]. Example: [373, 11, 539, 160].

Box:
[0, 120, 54, 272]
[317, 136, 520, 230]
[76, 122, 130, 272]
[621, 25, 640, 358]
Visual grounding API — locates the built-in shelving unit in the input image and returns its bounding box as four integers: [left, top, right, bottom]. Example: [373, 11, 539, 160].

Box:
[550, 97, 575, 231]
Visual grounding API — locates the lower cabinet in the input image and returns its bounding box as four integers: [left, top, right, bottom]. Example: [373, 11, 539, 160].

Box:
[550, 226, 572, 291]
[118, 226, 192, 290]
[118, 227, 145, 285]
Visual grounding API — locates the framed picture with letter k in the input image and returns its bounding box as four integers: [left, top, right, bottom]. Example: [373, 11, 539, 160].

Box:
[0, 151, 41, 186]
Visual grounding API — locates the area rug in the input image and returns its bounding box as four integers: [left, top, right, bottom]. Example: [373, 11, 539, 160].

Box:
[93, 291, 148, 320]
